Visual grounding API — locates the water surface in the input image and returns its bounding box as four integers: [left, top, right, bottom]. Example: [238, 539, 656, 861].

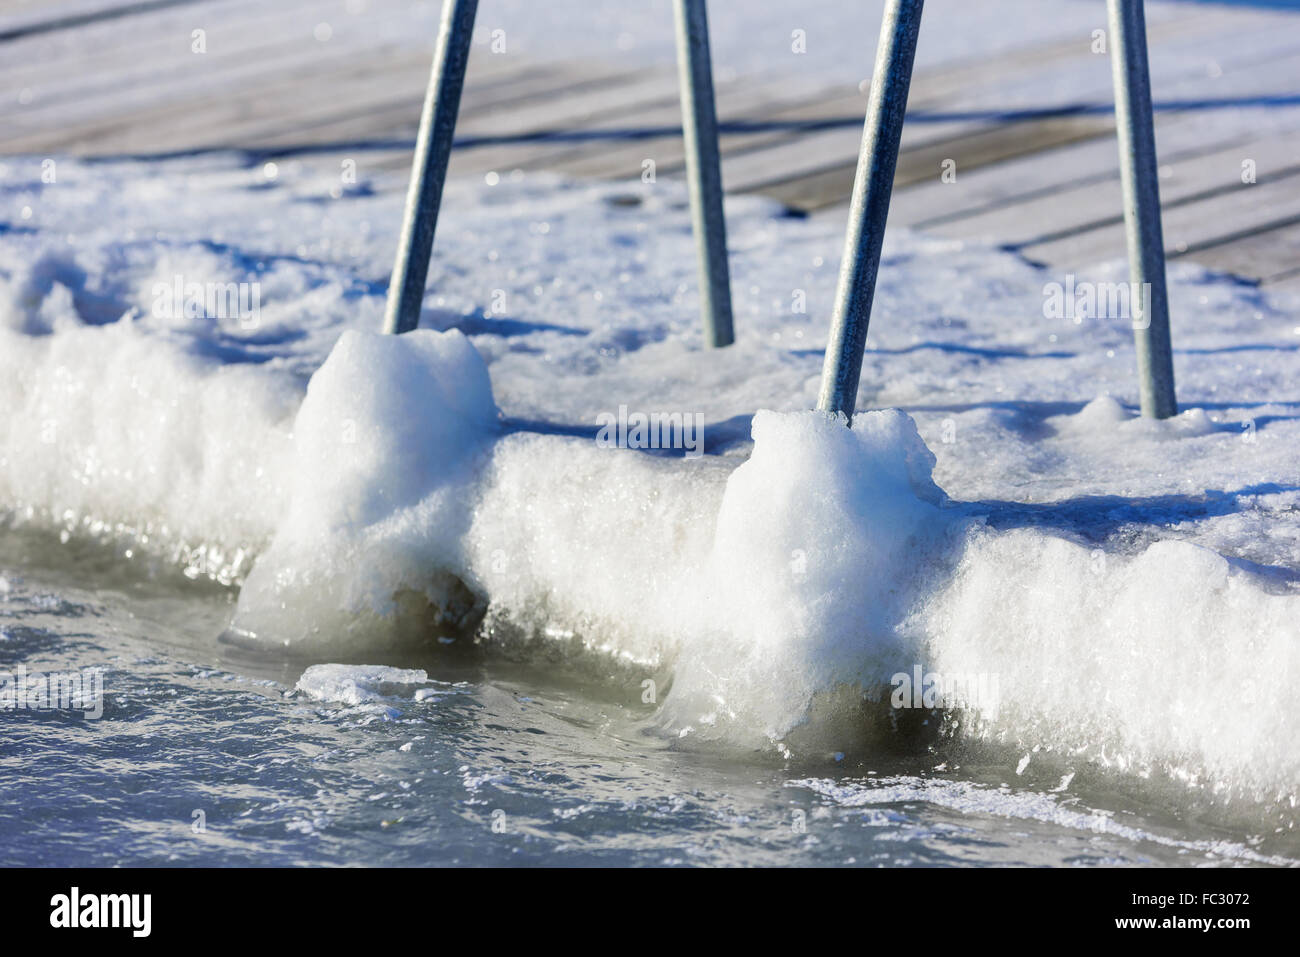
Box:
[1, 529, 1291, 868]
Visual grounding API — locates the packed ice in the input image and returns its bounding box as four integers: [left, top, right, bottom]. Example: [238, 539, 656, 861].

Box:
[1, 151, 1297, 805]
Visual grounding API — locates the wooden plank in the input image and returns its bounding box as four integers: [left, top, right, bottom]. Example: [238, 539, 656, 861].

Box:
[7, 43, 574, 156]
[943, 128, 1300, 251]
[444, 86, 744, 177]
[239, 62, 672, 167]
[4, 13, 538, 136]
[892, 115, 1225, 229]
[0, 0, 290, 88]
[1263, 269, 1300, 294]
[1, 2, 520, 139]
[2, 10, 439, 128]
[723, 8, 1299, 202]
[1021, 168, 1300, 266]
[0, 0, 159, 27]
[142, 61, 649, 159]
[310, 64, 772, 181]
[632, 25, 1133, 185]
[334, 17, 1243, 193]
[6, 42, 437, 153]
[207, 62, 630, 156]
[758, 113, 1115, 211]
[518, 22, 1162, 190]
[0, 0, 200, 41]
[709, 32, 1121, 193]
[0, 3, 309, 91]
[483, 73, 834, 181]
[1184, 219, 1300, 282]
[890, 40, 1300, 230]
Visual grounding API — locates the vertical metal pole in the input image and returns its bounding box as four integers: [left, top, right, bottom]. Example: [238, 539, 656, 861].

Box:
[816, 0, 923, 419]
[673, 0, 735, 348]
[382, 0, 478, 335]
[1107, 0, 1176, 418]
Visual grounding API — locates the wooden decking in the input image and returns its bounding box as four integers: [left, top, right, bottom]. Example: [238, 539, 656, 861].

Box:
[4, 0, 1300, 292]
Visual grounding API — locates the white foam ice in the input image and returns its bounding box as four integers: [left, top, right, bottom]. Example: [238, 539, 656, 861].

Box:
[658, 408, 950, 746]
[230, 328, 498, 653]
[228, 325, 1300, 802]
[2, 155, 1298, 803]
[918, 528, 1300, 801]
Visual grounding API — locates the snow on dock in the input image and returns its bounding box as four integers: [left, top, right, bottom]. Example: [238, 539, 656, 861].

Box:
[3, 1, 1300, 804]
[4, 0, 1300, 291]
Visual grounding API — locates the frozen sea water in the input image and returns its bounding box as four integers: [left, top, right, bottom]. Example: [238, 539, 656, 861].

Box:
[1, 152, 1297, 865]
[0, 529, 1293, 867]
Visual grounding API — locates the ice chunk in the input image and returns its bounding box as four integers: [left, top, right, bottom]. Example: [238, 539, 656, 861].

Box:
[296, 663, 430, 706]
[661, 409, 949, 745]
[231, 329, 498, 652]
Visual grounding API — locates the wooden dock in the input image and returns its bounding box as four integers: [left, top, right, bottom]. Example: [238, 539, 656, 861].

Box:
[4, 0, 1300, 292]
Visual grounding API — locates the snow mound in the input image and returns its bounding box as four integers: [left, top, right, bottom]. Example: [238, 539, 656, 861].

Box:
[661, 409, 949, 746]
[229, 329, 498, 653]
[1060, 394, 1218, 439]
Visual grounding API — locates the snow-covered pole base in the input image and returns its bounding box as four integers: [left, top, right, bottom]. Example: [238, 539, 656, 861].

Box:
[816, 0, 924, 420]
[673, 0, 735, 348]
[382, 0, 479, 336]
[1107, 0, 1178, 419]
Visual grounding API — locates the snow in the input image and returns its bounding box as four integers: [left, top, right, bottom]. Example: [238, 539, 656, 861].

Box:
[231, 328, 498, 652]
[2, 154, 1298, 797]
[2, 0, 1299, 800]
[660, 409, 949, 745]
